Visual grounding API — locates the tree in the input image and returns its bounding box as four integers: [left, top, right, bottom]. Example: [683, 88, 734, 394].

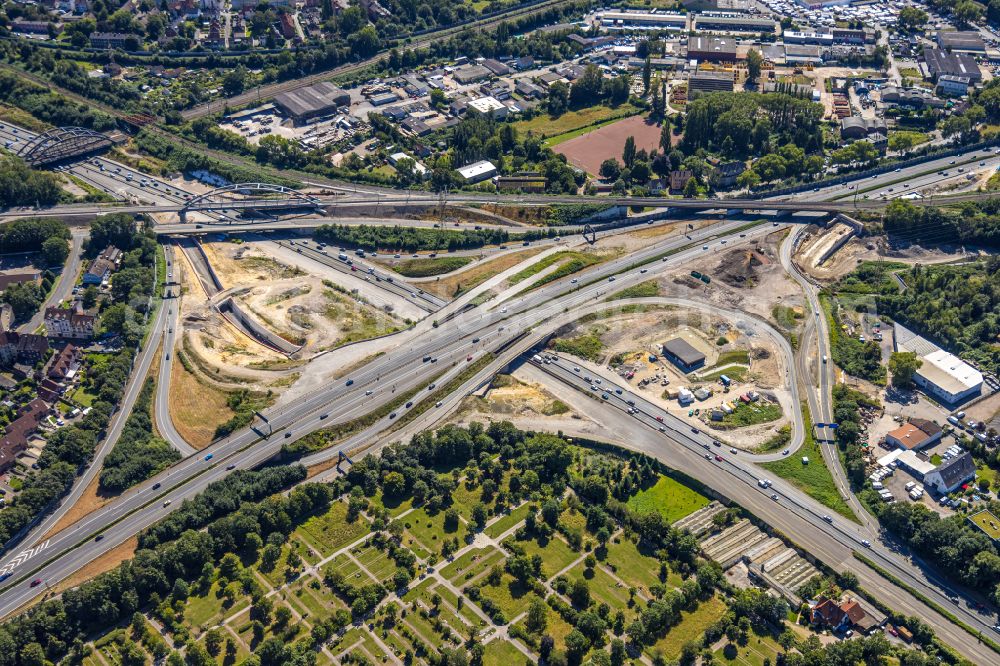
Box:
[753, 154, 787, 183]
[570, 578, 591, 608]
[736, 169, 761, 191]
[954, 0, 985, 27]
[383, 471, 406, 497]
[683, 177, 699, 198]
[898, 6, 928, 31]
[600, 158, 621, 181]
[746, 49, 763, 83]
[564, 629, 590, 664]
[548, 82, 570, 116]
[526, 596, 548, 633]
[642, 57, 652, 93]
[623, 136, 637, 168]
[41, 236, 69, 267]
[889, 351, 923, 388]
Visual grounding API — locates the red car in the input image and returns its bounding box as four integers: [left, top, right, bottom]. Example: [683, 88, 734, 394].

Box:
[655, 416, 663, 422]
[30, 578, 42, 587]
[714, 455, 723, 462]
[466, 355, 473, 362]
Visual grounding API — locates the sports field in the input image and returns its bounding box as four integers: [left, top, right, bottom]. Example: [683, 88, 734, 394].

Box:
[555, 115, 663, 176]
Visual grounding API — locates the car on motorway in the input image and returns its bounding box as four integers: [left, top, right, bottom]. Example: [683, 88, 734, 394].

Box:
[602, 393, 610, 400]
[701, 443, 711, 450]
[472, 338, 480, 343]
[152, 482, 161, 490]
[704, 453, 713, 460]
[691, 427, 699, 434]
[467, 355, 473, 362]
[95, 534, 104, 541]
[284, 431, 292, 438]
[822, 515, 833, 523]
[608, 276, 615, 282]
[570, 278, 578, 283]
[782, 449, 790, 456]
[712, 440, 721, 447]
[30, 579, 42, 587]
[204, 454, 213, 461]
[346, 379, 354, 386]
[861, 540, 871, 548]
[389, 412, 397, 419]
[702, 245, 708, 250]
[163, 500, 172, 507]
[428, 383, 436, 390]
[714, 455, 723, 461]
[365, 389, 373, 396]
[656, 416, 663, 422]
[0, 573, 10, 583]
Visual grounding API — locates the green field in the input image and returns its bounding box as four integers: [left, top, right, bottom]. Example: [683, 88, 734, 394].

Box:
[294, 501, 370, 557]
[717, 401, 783, 428]
[626, 474, 710, 523]
[760, 405, 858, 521]
[513, 103, 642, 139]
[389, 255, 473, 277]
[645, 595, 728, 659]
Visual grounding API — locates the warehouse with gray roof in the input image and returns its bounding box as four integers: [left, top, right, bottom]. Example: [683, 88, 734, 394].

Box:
[274, 82, 351, 125]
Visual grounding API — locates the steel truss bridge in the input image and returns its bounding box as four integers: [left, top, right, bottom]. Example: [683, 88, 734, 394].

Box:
[16, 127, 114, 167]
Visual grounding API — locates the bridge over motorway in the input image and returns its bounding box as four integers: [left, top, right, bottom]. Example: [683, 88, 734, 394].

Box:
[0, 187, 990, 225]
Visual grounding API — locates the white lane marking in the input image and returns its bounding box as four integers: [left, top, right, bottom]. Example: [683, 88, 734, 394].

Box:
[0, 539, 50, 577]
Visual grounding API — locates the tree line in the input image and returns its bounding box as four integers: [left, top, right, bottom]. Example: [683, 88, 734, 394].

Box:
[98, 378, 181, 492]
[0, 466, 318, 665]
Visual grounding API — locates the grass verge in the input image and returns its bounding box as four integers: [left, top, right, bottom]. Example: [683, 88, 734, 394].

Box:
[760, 403, 858, 522]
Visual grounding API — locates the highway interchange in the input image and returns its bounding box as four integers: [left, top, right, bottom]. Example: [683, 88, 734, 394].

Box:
[1, 116, 1000, 662]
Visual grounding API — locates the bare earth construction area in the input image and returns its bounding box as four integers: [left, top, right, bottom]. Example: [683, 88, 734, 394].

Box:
[555, 115, 663, 176]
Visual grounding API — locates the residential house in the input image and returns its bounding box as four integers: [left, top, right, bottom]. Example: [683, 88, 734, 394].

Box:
[46, 343, 81, 382]
[0, 271, 42, 292]
[712, 161, 746, 189]
[44, 303, 96, 340]
[669, 169, 695, 192]
[924, 451, 976, 494]
[82, 246, 122, 286]
[0, 331, 49, 367]
[0, 398, 50, 473]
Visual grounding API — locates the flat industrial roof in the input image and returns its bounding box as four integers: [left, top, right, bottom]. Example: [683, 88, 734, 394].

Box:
[662, 338, 706, 366]
[274, 82, 349, 118]
[918, 349, 983, 396]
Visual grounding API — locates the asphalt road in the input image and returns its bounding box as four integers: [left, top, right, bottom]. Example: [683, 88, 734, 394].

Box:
[525, 358, 1000, 665]
[18, 230, 85, 334]
[154, 244, 195, 457]
[0, 215, 768, 615]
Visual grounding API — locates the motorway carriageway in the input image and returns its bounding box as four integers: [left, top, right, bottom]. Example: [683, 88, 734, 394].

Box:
[0, 215, 770, 616]
[530, 354, 1000, 658]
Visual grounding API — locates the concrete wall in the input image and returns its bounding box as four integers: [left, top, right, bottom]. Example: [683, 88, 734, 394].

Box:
[219, 297, 302, 356]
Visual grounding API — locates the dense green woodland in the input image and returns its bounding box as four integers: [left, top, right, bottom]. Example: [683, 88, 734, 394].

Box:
[0, 424, 956, 666]
[313, 224, 558, 253]
[99, 379, 180, 492]
[884, 199, 1000, 249]
[681, 92, 824, 162]
[0, 157, 63, 209]
[836, 251, 1000, 375]
[0, 70, 116, 130]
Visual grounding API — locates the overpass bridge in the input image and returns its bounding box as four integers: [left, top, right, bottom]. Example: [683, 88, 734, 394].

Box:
[15, 127, 115, 167]
[0, 184, 990, 226]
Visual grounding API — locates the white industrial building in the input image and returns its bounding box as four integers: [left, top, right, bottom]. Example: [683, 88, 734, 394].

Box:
[467, 96, 509, 119]
[894, 323, 983, 404]
[456, 160, 498, 183]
